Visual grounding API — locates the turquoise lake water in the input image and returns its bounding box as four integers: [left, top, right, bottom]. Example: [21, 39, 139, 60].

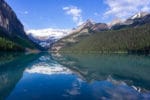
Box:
[0, 52, 150, 100]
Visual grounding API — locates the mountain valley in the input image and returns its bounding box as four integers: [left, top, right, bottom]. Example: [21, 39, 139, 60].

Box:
[0, 0, 150, 53]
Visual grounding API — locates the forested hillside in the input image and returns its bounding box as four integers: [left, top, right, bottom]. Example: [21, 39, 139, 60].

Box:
[58, 24, 150, 53]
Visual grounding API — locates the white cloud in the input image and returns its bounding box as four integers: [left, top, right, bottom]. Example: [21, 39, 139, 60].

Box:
[104, 0, 150, 19]
[63, 6, 83, 26]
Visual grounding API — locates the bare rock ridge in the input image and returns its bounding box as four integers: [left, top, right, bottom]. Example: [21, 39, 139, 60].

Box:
[51, 20, 109, 51]
[72, 19, 109, 33]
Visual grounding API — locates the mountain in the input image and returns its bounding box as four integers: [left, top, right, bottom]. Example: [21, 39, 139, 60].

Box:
[27, 29, 70, 49]
[71, 19, 108, 33]
[111, 12, 150, 30]
[52, 12, 150, 53]
[69, 19, 95, 34]
[54, 24, 150, 53]
[0, 0, 40, 51]
[108, 18, 123, 28]
[91, 23, 109, 32]
[0, 0, 26, 38]
[129, 12, 149, 20]
[51, 20, 109, 51]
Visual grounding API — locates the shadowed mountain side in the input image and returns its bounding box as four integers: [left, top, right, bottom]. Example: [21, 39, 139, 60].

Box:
[0, 0, 43, 51]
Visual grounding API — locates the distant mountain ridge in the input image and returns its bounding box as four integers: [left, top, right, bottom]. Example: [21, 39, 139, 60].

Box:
[27, 12, 150, 50]
[129, 12, 149, 20]
[71, 19, 108, 33]
[70, 12, 150, 34]
[51, 19, 109, 51]
[51, 12, 150, 53]
[27, 29, 70, 49]
[111, 12, 150, 30]
[28, 19, 109, 49]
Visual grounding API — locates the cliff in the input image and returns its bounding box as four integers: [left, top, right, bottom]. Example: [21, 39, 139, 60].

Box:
[0, 0, 26, 38]
[0, 0, 43, 51]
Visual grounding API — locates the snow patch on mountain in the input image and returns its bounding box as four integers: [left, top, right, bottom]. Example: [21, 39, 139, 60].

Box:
[26, 28, 71, 48]
[130, 12, 149, 19]
[27, 28, 71, 38]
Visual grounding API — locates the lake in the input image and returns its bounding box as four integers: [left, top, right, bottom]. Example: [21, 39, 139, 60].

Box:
[0, 52, 150, 100]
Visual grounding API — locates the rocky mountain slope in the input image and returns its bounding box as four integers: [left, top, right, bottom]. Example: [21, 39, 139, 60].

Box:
[51, 19, 109, 51]
[0, 0, 41, 51]
[0, 0, 26, 38]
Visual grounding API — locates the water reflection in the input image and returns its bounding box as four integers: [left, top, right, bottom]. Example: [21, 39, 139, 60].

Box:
[25, 56, 72, 75]
[52, 53, 150, 98]
[0, 52, 149, 100]
[0, 53, 40, 100]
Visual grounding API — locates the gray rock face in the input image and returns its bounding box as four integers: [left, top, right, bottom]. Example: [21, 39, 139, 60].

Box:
[91, 23, 108, 32]
[74, 20, 108, 33]
[0, 0, 26, 38]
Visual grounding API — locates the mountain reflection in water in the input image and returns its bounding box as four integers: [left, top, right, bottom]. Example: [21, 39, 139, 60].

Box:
[0, 52, 149, 100]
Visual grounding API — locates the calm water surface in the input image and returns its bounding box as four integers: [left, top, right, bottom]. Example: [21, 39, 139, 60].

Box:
[0, 52, 150, 100]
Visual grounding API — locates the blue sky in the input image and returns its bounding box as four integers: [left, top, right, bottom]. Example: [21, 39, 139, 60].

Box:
[6, 0, 150, 30]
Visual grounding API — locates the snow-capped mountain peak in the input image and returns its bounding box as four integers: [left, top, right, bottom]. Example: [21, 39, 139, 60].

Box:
[27, 28, 70, 38]
[26, 28, 71, 48]
[130, 12, 149, 19]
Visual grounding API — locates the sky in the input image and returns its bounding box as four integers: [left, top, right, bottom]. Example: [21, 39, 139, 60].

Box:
[5, 0, 150, 30]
